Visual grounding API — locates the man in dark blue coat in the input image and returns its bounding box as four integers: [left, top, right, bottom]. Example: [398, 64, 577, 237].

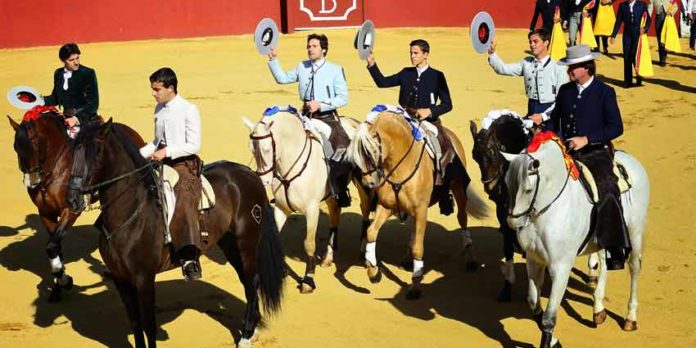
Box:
[549, 44, 630, 270]
[531, 0, 565, 33]
[366, 39, 462, 213]
[610, 0, 651, 88]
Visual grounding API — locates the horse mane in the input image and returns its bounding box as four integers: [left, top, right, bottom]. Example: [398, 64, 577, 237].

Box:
[347, 121, 380, 173]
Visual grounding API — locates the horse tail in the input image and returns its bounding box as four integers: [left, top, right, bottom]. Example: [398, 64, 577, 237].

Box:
[346, 122, 376, 173]
[256, 204, 285, 316]
[465, 186, 490, 220]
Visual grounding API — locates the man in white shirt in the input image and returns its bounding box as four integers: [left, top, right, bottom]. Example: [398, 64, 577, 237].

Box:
[487, 28, 569, 125]
[140, 67, 203, 281]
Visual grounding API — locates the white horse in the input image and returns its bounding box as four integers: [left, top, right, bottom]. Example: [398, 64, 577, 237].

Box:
[243, 110, 371, 293]
[502, 136, 649, 348]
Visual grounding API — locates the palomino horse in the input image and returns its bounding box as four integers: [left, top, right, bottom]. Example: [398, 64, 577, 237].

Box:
[470, 113, 602, 302]
[8, 108, 144, 302]
[243, 109, 372, 293]
[503, 132, 649, 348]
[348, 110, 488, 299]
[74, 120, 285, 348]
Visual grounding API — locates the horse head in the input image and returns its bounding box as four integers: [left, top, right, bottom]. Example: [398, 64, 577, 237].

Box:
[470, 115, 530, 199]
[8, 111, 68, 188]
[502, 137, 566, 229]
[244, 116, 276, 186]
[347, 117, 387, 189]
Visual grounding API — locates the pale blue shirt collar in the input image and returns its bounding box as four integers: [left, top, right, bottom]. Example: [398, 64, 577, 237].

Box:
[312, 58, 326, 71]
[577, 76, 594, 94]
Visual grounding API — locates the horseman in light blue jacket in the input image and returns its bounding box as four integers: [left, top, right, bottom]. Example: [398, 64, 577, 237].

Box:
[267, 33, 352, 207]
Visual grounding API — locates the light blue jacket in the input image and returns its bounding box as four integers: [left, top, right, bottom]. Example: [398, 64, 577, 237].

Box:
[488, 53, 568, 104]
[268, 58, 348, 112]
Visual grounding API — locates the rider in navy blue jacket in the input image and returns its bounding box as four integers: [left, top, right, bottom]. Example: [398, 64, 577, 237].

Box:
[549, 44, 629, 271]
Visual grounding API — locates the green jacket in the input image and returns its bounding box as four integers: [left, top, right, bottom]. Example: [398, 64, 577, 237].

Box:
[44, 65, 99, 123]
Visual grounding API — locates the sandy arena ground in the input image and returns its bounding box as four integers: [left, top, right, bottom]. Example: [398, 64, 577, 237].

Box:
[0, 28, 695, 347]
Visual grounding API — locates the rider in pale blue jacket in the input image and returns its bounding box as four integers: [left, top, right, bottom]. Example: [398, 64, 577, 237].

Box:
[267, 33, 352, 207]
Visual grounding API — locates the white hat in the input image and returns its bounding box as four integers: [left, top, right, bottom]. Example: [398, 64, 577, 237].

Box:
[558, 44, 601, 65]
[7, 86, 44, 110]
[254, 18, 279, 55]
[470, 11, 496, 54]
[354, 20, 376, 60]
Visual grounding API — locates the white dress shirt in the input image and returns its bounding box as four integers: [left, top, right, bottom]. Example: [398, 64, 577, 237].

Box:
[139, 94, 201, 160]
[577, 76, 595, 97]
[62, 69, 72, 90]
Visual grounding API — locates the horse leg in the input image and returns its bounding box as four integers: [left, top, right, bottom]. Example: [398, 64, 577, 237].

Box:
[365, 205, 391, 283]
[219, 234, 261, 347]
[135, 273, 157, 347]
[539, 260, 572, 348]
[452, 181, 477, 271]
[587, 252, 600, 288]
[273, 205, 288, 232]
[406, 205, 428, 300]
[300, 202, 320, 293]
[592, 250, 609, 326]
[42, 216, 73, 302]
[623, 242, 642, 331]
[498, 204, 516, 302]
[321, 198, 340, 267]
[354, 178, 372, 261]
[526, 259, 546, 331]
[113, 277, 146, 348]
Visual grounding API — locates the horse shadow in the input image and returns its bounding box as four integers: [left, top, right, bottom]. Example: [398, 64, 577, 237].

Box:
[32, 278, 249, 346]
[0, 214, 106, 295]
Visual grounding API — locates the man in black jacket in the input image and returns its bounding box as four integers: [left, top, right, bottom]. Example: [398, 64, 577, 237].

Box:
[47, 43, 101, 213]
[366, 39, 464, 213]
[531, 0, 565, 33]
[610, 0, 651, 88]
[44, 43, 99, 128]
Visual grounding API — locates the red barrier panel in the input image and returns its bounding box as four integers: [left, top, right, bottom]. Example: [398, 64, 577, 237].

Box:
[0, 0, 281, 49]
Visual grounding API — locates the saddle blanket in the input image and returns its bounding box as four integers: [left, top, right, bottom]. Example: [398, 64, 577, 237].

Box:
[576, 158, 631, 203]
[366, 104, 439, 158]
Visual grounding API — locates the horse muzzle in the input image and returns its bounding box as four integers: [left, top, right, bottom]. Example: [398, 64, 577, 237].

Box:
[23, 172, 41, 188]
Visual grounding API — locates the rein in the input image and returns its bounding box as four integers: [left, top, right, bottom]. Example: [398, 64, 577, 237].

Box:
[508, 154, 572, 219]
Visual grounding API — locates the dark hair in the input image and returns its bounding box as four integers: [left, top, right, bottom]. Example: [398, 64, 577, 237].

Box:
[59, 43, 81, 61]
[149, 67, 178, 93]
[307, 33, 329, 56]
[570, 60, 597, 76]
[409, 39, 430, 53]
[528, 28, 551, 43]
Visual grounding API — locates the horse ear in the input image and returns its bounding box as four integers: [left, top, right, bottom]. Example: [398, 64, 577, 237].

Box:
[469, 120, 478, 139]
[500, 151, 520, 163]
[7, 115, 20, 131]
[242, 117, 256, 131]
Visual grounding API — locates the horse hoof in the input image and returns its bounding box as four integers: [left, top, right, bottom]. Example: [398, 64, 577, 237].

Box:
[551, 340, 562, 348]
[406, 288, 421, 300]
[466, 260, 479, 271]
[236, 338, 253, 348]
[587, 276, 598, 289]
[622, 319, 638, 331]
[298, 277, 316, 294]
[497, 282, 512, 302]
[60, 275, 74, 290]
[593, 309, 607, 326]
[367, 265, 381, 284]
[48, 286, 62, 303]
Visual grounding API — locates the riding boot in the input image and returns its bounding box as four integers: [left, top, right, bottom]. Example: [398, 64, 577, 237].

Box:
[178, 244, 202, 281]
[596, 195, 630, 270]
[426, 132, 444, 186]
[67, 176, 85, 213]
[329, 160, 351, 208]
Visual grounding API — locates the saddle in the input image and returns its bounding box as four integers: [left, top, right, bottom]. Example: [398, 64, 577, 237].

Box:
[306, 110, 351, 162]
[161, 164, 216, 210]
[576, 159, 632, 204]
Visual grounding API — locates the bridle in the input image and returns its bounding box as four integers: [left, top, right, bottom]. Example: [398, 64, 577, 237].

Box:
[507, 152, 571, 219]
[249, 118, 319, 212]
[17, 122, 70, 190]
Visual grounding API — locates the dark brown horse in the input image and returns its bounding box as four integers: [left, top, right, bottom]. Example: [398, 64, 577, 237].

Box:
[74, 120, 285, 348]
[469, 114, 531, 301]
[8, 110, 144, 302]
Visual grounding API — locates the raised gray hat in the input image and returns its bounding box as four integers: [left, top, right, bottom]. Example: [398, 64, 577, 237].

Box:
[470, 11, 495, 54]
[354, 20, 376, 60]
[557, 44, 601, 65]
[254, 18, 279, 55]
[7, 86, 44, 110]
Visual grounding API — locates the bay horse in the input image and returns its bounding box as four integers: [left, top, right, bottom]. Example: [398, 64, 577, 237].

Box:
[243, 109, 372, 293]
[503, 133, 649, 348]
[74, 120, 285, 348]
[347, 110, 488, 299]
[8, 108, 144, 302]
[470, 113, 602, 302]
